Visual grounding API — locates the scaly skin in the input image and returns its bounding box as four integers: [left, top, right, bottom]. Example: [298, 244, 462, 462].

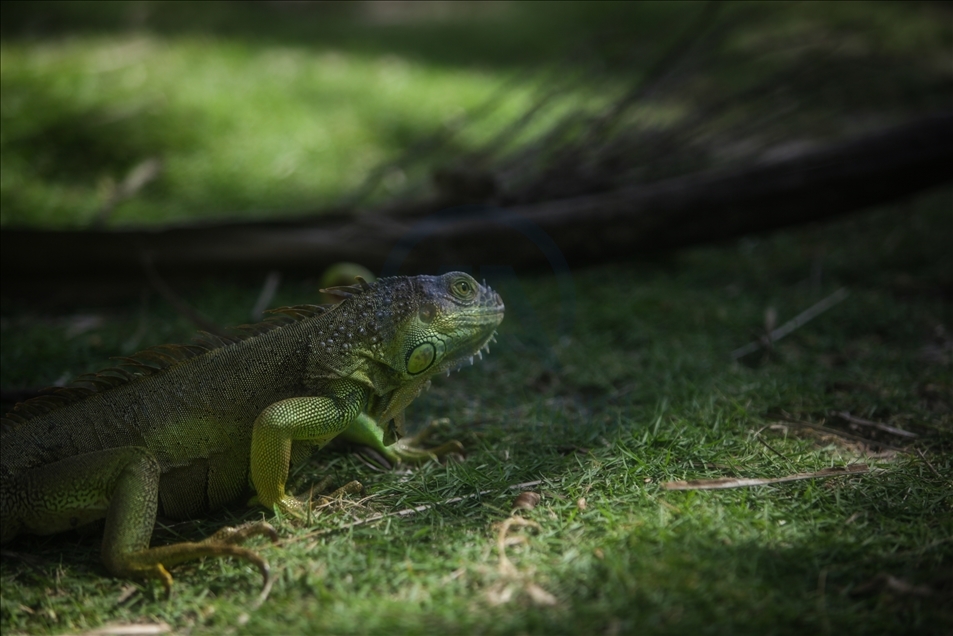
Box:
[0, 272, 504, 595]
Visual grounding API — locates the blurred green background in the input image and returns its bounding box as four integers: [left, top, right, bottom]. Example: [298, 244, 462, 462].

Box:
[1, 0, 949, 227]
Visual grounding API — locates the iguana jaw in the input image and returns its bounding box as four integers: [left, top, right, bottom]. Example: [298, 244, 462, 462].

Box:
[375, 324, 500, 436]
[434, 327, 498, 377]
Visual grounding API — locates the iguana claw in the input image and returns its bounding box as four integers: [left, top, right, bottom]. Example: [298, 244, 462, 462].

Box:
[382, 418, 465, 465]
[128, 520, 279, 600]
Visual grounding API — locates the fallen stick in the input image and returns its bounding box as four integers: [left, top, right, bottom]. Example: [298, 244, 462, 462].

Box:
[913, 448, 943, 480]
[833, 411, 918, 439]
[774, 411, 906, 451]
[662, 464, 868, 491]
[732, 287, 849, 359]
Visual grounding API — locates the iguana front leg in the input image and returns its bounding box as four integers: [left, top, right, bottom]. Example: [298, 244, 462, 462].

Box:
[250, 380, 367, 518]
[339, 414, 464, 467]
[6, 446, 277, 595]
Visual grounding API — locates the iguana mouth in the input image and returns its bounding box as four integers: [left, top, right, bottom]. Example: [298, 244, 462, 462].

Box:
[454, 308, 504, 329]
[440, 328, 501, 376]
[464, 282, 504, 321]
[450, 279, 504, 361]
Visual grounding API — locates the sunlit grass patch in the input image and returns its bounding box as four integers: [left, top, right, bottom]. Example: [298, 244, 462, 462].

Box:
[1, 32, 550, 227]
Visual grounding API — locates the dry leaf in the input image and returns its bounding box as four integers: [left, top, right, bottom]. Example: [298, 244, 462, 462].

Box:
[513, 491, 541, 511]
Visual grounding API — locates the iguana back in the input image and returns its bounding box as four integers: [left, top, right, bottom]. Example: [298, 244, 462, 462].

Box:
[2, 316, 319, 518]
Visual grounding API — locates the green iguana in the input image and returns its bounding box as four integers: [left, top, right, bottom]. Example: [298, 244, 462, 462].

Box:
[1, 272, 504, 594]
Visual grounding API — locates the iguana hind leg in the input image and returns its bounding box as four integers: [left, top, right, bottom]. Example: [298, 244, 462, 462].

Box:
[9, 446, 275, 595]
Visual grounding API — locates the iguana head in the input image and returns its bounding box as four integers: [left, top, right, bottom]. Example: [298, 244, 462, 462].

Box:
[368, 271, 504, 437]
[399, 271, 504, 379]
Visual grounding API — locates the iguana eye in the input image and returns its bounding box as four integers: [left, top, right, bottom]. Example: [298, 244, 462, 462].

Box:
[450, 278, 474, 299]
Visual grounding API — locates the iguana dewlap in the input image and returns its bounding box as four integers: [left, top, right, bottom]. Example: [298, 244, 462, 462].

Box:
[0, 272, 504, 594]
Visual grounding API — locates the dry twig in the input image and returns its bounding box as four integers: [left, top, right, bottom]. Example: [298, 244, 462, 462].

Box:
[250, 270, 282, 322]
[487, 516, 557, 607]
[69, 623, 171, 636]
[913, 447, 944, 480]
[91, 158, 163, 228]
[833, 411, 918, 439]
[662, 464, 868, 491]
[732, 288, 850, 359]
[774, 411, 906, 452]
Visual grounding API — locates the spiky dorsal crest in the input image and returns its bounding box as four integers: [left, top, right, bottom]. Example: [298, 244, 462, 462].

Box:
[263, 304, 329, 320]
[320, 276, 374, 299]
[1, 303, 335, 428]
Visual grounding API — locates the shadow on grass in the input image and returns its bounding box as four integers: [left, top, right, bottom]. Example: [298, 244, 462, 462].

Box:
[1, 79, 203, 184]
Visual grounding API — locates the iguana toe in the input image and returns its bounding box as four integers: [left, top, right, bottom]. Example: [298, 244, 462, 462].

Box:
[384, 418, 465, 464]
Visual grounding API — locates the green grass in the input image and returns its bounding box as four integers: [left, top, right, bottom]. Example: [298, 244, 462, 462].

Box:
[0, 30, 532, 226]
[2, 188, 950, 635]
